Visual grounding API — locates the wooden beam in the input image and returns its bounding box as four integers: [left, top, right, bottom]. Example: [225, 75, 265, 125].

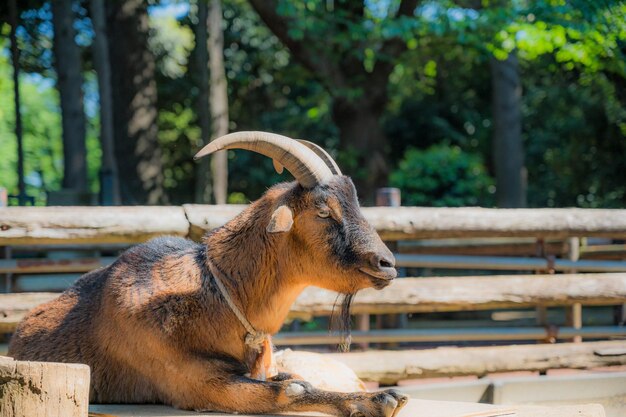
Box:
[2, 273, 625, 333]
[0, 257, 115, 274]
[0, 292, 61, 332]
[185, 205, 626, 240]
[86, 400, 605, 417]
[290, 273, 626, 320]
[0, 206, 189, 245]
[362, 207, 626, 240]
[273, 326, 626, 345]
[3, 206, 626, 245]
[325, 340, 626, 384]
[0, 357, 90, 417]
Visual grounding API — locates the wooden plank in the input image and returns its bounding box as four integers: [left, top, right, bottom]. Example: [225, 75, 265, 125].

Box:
[0, 357, 90, 417]
[0, 257, 116, 274]
[398, 238, 566, 257]
[326, 340, 626, 384]
[273, 327, 626, 345]
[0, 206, 189, 245]
[87, 400, 605, 417]
[2, 273, 625, 332]
[0, 292, 60, 333]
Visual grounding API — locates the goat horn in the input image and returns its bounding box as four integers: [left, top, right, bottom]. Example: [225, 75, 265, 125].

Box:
[295, 139, 342, 175]
[194, 131, 334, 188]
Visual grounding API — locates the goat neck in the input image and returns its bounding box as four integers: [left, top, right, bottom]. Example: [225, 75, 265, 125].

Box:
[203, 191, 305, 336]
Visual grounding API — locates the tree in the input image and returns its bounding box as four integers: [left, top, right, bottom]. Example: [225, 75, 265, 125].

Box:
[106, 0, 166, 204]
[193, 0, 213, 204]
[90, 0, 120, 205]
[209, 0, 228, 204]
[51, 0, 88, 193]
[490, 51, 526, 208]
[248, 0, 419, 202]
[7, 0, 27, 205]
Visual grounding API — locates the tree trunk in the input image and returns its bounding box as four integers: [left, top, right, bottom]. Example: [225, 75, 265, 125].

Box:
[90, 0, 120, 205]
[209, 0, 229, 204]
[51, 0, 88, 193]
[490, 52, 526, 208]
[332, 97, 389, 204]
[193, 0, 213, 204]
[106, 0, 166, 205]
[8, 0, 26, 205]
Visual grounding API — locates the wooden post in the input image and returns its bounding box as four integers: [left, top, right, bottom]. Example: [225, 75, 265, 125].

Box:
[535, 238, 549, 330]
[1, 246, 12, 293]
[0, 357, 90, 417]
[565, 237, 582, 343]
[374, 188, 407, 347]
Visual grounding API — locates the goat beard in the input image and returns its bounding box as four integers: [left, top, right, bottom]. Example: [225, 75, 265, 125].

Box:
[330, 293, 356, 353]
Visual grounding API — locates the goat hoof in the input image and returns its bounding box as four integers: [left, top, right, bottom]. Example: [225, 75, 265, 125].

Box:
[386, 389, 409, 417]
[375, 390, 408, 417]
[384, 389, 408, 408]
[348, 390, 407, 417]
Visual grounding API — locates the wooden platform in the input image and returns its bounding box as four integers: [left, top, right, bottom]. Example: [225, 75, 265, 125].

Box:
[88, 400, 605, 417]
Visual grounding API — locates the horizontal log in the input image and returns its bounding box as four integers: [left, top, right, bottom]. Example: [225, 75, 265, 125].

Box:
[0, 257, 116, 274]
[0, 292, 61, 333]
[3, 206, 626, 245]
[273, 326, 626, 345]
[394, 254, 626, 273]
[290, 273, 626, 319]
[2, 273, 625, 333]
[326, 340, 626, 384]
[398, 238, 567, 257]
[185, 205, 626, 240]
[0, 206, 189, 245]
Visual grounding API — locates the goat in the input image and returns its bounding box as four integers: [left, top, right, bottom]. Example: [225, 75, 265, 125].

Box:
[8, 132, 408, 417]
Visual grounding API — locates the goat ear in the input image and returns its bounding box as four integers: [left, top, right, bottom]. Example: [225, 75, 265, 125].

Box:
[267, 205, 293, 233]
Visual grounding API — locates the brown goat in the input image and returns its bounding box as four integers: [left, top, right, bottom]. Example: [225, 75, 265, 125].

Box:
[9, 132, 407, 417]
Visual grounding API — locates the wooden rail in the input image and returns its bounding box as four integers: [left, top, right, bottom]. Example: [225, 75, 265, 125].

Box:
[326, 340, 626, 383]
[2, 206, 626, 245]
[3, 273, 625, 333]
[291, 273, 626, 319]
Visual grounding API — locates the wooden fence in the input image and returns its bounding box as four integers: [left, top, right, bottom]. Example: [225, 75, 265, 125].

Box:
[1, 205, 626, 379]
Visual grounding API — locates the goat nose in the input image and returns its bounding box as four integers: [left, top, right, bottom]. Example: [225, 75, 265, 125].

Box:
[369, 252, 396, 270]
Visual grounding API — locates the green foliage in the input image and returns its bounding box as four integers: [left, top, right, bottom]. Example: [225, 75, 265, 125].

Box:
[150, 15, 194, 78]
[390, 145, 495, 207]
[0, 43, 61, 204]
[2, 0, 626, 208]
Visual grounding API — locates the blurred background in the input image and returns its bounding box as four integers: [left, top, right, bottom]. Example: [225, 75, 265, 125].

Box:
[0, 0, 624, 208]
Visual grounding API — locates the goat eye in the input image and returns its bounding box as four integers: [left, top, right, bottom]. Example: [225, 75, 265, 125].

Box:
[317, 209, 331, 218]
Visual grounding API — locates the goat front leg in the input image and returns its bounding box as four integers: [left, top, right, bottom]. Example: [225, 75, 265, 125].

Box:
[164, 359, 407, 417]
[210, 378, 406, 417]
[277, 380, 409, 417]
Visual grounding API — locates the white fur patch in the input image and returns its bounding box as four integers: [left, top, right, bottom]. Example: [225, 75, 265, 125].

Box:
[285, 383, 305, 397]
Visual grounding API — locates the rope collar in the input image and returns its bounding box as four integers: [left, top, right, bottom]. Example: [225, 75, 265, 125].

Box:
[206, 259, 268, 352]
